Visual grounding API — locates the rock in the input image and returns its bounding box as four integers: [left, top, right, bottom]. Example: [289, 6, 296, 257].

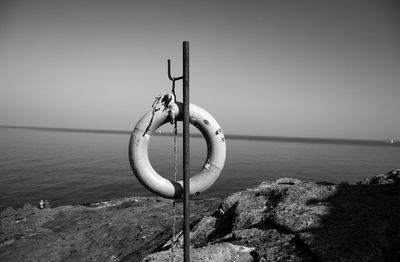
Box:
[386, 169, 400, 183]
[0, 207, 16, 218]
[144, 243, 255, 262]
[231, 227, 313, 262]
[255, 181, 337, 233]
[369, 173, 387, 185]
[298, 183, 400, 261]
[148, 180, 334, 261]
[148, 173, 400, 262]
[0, 197, 220, 262]
[162, 215, 219, 250]
[3, 170, 400, 262]
[357, 178, 370, 185]
[276, 178, 302, 185]
[357, 169, 400, 185]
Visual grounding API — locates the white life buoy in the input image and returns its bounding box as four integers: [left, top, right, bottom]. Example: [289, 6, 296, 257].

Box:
[129, 102, 226, 199]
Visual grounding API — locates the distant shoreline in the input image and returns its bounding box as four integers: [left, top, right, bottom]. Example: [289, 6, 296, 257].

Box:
[0, 125, 398, 147]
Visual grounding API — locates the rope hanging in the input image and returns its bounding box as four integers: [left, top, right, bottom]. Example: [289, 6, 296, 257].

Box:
[143, 85, 179, 260]
[141, 77, 179, 261]
[171, 78, 178, 262]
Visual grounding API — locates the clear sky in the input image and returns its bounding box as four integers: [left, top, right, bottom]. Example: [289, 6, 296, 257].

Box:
[0, 0, 399, 140]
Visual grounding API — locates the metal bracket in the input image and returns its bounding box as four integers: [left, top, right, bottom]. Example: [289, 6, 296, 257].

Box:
[168, 59, 183, 81]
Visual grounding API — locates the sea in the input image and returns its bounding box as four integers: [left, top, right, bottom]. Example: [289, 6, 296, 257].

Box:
[0, 126, 399, 211]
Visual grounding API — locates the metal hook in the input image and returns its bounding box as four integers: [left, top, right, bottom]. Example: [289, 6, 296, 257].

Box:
[168, 59, 183, 81]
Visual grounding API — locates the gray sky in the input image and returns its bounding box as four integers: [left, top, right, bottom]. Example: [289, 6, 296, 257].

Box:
[0, 0, 399, 140]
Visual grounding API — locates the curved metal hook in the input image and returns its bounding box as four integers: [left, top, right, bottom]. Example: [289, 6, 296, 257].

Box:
[168, 59, 183, 81]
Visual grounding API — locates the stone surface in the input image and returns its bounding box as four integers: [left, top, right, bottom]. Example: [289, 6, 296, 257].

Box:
[0, 197, 220, 262]
[357, 168, 400, 186]
[148, 170, 400, 262]
[2, 170, 400, 262]
[144, 243, 254, 262]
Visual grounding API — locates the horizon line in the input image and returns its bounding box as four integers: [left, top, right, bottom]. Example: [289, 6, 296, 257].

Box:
[0, 125, 398, 147]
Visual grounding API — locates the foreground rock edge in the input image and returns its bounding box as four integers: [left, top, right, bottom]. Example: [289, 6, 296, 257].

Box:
[0, 196, 221, 262]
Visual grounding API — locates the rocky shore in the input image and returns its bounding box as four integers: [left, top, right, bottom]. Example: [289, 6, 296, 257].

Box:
[1, 169, 400, 261]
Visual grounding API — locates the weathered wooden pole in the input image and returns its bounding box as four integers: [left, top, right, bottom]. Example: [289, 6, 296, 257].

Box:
[182, 41, 190, 262]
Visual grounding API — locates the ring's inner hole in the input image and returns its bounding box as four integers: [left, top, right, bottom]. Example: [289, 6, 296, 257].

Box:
[148, 123, 207, 181]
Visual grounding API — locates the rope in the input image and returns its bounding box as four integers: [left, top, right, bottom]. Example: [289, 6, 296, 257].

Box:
[143, 93, 176, 137]
[143, 78, 179, 259]
[171, 77, 177, 100]
[142, 96, 162, 137]
[142, 109, 156, 137]
[171, 78, 178, 261]
[144, 81, 179, 260]
[171, 115, 178, 261]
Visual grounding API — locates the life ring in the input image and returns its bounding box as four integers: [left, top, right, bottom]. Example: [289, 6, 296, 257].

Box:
[128, 102, 226, 199]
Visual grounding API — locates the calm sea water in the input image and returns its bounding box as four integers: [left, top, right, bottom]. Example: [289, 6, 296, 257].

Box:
[0, 127, 399, 210]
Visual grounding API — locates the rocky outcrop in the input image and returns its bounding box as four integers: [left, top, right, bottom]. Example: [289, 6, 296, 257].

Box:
[357, 168, 400, 185]
[2, 170, 400, 261]
[0, 197, 220, 262]
[146, 170, 400, 262]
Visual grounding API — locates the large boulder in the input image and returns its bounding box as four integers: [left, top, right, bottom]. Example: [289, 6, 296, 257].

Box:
[148, 175, 400, 262]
